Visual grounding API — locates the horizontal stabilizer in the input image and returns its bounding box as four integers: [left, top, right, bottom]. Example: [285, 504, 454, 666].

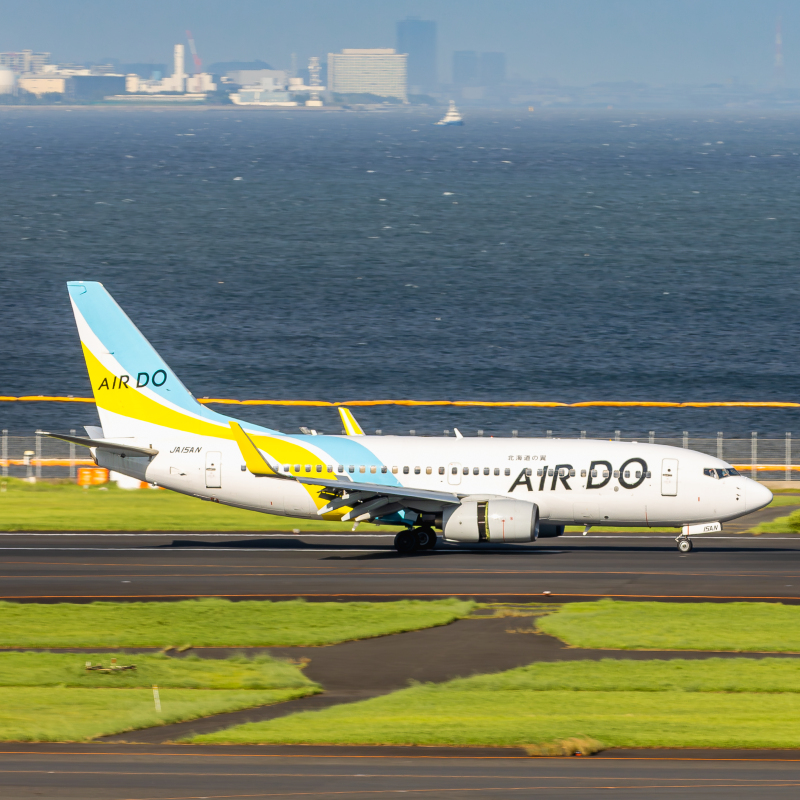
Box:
[39, 431, 158, 459]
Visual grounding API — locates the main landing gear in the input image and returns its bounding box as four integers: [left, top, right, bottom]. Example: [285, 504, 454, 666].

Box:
[676, 536, 693, 553]
[394, 527, 438, 555]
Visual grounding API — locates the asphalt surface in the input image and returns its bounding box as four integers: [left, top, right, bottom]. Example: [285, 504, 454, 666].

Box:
[3, 525, 800, 603]
[3, 744, 800, 799]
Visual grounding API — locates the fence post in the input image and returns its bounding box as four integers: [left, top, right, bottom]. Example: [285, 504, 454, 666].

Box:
[649, 430, 655, 444]
[717, 432, 723, 460]
[35, 430, 42, 479]
[477, 430, 483, 437]
[69, 429, 77, 479]
[546, 430, 552, 438]
[512, 430, 518, 438]
[751, 432, 757, 481]
[682, 431, 688, 449]
[580, 430, 586, 439]
[1, 430, 6, 478]
[614, 430, 620, 441]
[787, 432, 792, 483]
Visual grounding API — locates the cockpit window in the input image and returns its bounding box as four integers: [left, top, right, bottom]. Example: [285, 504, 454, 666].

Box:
[704, 467, 739, 479]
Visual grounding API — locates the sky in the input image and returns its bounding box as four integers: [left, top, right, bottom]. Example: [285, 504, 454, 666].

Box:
[0, 0, 798, 87]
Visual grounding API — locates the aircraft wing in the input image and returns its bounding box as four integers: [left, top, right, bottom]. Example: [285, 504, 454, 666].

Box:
[338, 407, 365, 435]
[40, 431, 158, 458]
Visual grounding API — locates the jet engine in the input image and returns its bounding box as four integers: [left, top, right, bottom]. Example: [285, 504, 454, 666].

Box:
[442, 499, 539, 543]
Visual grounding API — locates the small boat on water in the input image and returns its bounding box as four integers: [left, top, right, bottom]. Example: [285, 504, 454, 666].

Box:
[434, 100, 463, 126]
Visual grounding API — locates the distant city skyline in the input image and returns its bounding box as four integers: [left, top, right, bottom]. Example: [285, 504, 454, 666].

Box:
[0, 0, 799, 87]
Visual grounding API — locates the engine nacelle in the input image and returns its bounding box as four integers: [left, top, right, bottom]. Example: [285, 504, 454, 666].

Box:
[442, 498, 539, 543]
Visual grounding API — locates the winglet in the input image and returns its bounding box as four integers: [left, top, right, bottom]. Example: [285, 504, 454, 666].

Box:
[229, 422, 281, 476]
[338, 407, 365, 436]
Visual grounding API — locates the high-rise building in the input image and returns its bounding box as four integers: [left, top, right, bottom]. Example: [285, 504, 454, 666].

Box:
[396, 16, 436, 92]
[328, 49, 407, 101]
[0, 50, 50, 74]
[480, 52, 506, 86]
[452, 51, 478, 85]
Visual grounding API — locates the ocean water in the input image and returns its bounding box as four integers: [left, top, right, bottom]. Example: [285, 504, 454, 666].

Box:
[1, 106, 800, 438]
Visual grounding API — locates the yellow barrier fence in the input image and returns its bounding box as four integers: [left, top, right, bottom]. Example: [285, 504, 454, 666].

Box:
[1, 396, 800, 409]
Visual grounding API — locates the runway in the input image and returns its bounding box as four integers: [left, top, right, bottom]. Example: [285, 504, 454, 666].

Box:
[3, 530, 800, 602]
[3, 744, 800, 799]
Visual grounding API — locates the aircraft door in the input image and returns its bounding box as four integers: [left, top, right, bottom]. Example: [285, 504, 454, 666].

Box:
[661, 458, 678, 496]
[447, 463, 462, 486]
[205, 451, 222, 488]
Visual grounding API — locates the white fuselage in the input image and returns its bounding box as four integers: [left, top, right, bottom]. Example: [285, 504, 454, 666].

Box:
[100, 433, 772, 529]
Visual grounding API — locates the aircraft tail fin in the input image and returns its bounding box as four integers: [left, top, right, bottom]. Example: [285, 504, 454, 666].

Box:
[67, 281, 229, 439]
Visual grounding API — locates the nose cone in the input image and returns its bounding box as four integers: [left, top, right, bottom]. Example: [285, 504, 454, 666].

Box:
[745, 480, 773, 513]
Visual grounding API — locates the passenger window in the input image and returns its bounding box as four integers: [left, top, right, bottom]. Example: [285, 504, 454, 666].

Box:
[451, 466, 458, 475]
[294, 465, 300, 472]
[646, 471, 652, 478]
[305, 465, 311, 472]
[581, 470, 587, 478]
[392, 466, 398, 474]
[327, 465, 333, 473]
[569, 469, 576, 477]
[316, 464, 322, 473]
[439, 467, 445, 475]
[494, 468, 499, 476]
[359, 466, 365, 473]
[414, 467, 421, 474]
[635, 471, 641, 479]
[349, 465, 355, 473]
[381, 466, 388, 474]
[463, 467, 469, 475]
[283, 465, 290, 472]
[504, 468, 510, 476]
[403, 466, 409, 474]
[548, 468, 554, 476]
[483, 467, 489, 475]
[338, 465, 344, 473]
[473, 467, 479, 475]
[624, 470, 630, 478]
[525, 468, 532, 476]
[602, 470, 609, 477]
[613, 470, 619, 478]
[426, 467, 432, 475]
[370, 466, 376, 474]
[537, 468, 543, 476]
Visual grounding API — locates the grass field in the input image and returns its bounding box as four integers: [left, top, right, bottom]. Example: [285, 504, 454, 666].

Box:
[537, 599, 800, 652]
[0, 651, 316, 689]
[753, 508, 800, 533]
[0, 651, 318, 741]
[0, 477, 399, 532]
[0, 598, 474, 648]
[189, 658, 800, 749]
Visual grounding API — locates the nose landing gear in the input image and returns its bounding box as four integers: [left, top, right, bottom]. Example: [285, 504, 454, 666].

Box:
[676, 537, 693, 553]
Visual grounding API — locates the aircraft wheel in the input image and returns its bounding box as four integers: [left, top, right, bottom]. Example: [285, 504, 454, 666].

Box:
[394, 530, 419, 555]
[677, 538, 693, 553]
[416, 527, 438, 550]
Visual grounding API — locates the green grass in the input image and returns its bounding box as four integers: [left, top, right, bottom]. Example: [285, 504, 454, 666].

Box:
[189, 658, 800, 749]
[752, 508, 800, 533]
[537, 599, 800, 652]
[0, 651, 316, 689]
[0, 686, 310, 742]
[0, 477, 399, 531]
[0, 651, 318, 741]
[0, 598, 474, 648]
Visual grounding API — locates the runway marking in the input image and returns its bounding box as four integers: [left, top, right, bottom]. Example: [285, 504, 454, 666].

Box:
[3, 748, 800, 762]
[3, 592, 800, 601]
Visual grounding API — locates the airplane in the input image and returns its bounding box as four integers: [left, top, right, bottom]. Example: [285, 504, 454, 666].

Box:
[45, 281, 773, 555]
